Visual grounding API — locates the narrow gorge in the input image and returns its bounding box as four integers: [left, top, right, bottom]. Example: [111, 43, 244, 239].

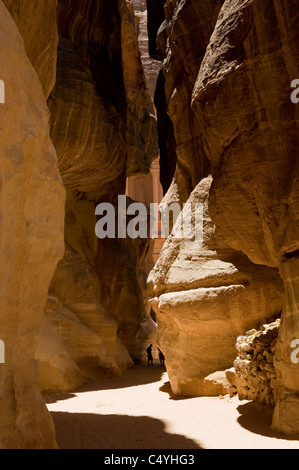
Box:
[0, 0, 299, 449]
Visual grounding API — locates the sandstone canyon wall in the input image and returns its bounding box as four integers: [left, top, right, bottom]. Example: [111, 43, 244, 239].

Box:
[0, 0, 157, 447]
[148, 0, 299, 434]
[1, 0, 299, 448]
[0, 0, 65, 448]
[38, 0, 158, 391]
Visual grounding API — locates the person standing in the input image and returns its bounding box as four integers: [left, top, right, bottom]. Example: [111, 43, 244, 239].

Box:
[158, 347, 165, 366]
[146, 344, 153, 366]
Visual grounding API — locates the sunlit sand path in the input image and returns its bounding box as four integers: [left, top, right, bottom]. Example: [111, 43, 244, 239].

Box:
[45, 365, 299, 449]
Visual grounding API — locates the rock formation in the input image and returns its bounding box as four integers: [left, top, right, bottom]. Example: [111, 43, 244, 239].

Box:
[132, 0, 161, 100]
[0, 0, 65, 448]
[234, 319, 281, 407]
[149, 176, 284, 396]
[37, 0, 159, 391]
[191, 0, 299, 434]
[0, 0, 157, 447]
[148, 0, 299, 433]
[2, 0, 58, 99]
[1, 0, 299, 447]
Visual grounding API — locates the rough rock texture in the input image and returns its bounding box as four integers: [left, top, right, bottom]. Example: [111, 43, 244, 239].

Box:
[51, 0, 157, 195]
[149, 0, 299, 432]
[35, 0, 159, 390]
[132, 0, 161, 99]
[2, 0, 58, 99]
[191, 0, 299, 434]
[95, 201, 156, 360]
[36, 243, 134, 393]
[0, 1, 65, 448]
[155, 0, 223, 203]
[149, 176, 283, 396]
[234, 319, 280, 407]
[0, 0, 158, 447]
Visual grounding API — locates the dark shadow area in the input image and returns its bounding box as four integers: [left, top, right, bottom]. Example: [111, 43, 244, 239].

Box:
[51, 411, 202, 449]
[43, 391, 77, 405]
[44, 365, 166, 404]
[237, 402, 299, 441]
[159, 381, 194, 401]
[75, 364, 165, 392]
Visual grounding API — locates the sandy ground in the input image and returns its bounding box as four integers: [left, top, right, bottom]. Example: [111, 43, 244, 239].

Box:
[45, 364, 299, 449]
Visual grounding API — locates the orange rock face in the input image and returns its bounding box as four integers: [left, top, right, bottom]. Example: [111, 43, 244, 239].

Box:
[1, 0, 299, 447]
[0, 0, 157, 447]
[3, 0, 58, 98]
[149, 176, 283, 396]
[148, 0, 299, 432]
[45, 0, 158, 378]
[0, 1, 65, 448]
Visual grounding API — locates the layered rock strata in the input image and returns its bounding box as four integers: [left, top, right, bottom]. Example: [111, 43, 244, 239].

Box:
[149, 176, 283, 396]
[191, 0, 299, 434]
[148, 0, 299, 435]
[0, 1, 65, 448]
[3, 0, 58, 99]
[132, 0, 161, 100]
[0, 0, 158, 447]
[37, 0, 159, 389]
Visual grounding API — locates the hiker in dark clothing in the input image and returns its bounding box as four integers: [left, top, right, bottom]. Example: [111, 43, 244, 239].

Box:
[158, 347, 165, 366]
[146, 344, 153, 366]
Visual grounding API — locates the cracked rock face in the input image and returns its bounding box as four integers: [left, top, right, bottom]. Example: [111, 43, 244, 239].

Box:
[191, 0, 299, 433]
[3, 0, 58, 99]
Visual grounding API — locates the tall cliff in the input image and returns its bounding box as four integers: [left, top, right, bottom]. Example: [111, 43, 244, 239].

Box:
[38, 0, 158, 391]
[0, 0, 64, 448]
[1, 0, 299, 448]
[0, 0, 157, 448]
[148, 0, 299, 434]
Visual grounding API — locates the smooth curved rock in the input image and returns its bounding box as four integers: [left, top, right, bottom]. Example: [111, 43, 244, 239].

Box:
[41, 0, 159, 388]
[149, 0, 299, 432]
[3, 0, 58, 98]
[149, 177, 283, 396]
[0, 1, 65, 448]
[191, 0, 299, 432]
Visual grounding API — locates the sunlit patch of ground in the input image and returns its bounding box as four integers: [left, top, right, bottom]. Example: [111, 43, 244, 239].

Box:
[45, 365, 299, 449]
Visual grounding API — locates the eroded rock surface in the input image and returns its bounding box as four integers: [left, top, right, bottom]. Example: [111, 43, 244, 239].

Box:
[37, 0, 158, 389]
[0, 1, 65, 448]
[191, 0, 299, 433]
[3, 0, 58, 98]
[148, 0, 299, 432]
[149, 177, 283, 396]
[132, 0, 161, 100]
[0, 0, 158, 447]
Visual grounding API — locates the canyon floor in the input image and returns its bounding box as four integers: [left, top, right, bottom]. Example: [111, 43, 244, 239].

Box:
[45, 365, 299, 450]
